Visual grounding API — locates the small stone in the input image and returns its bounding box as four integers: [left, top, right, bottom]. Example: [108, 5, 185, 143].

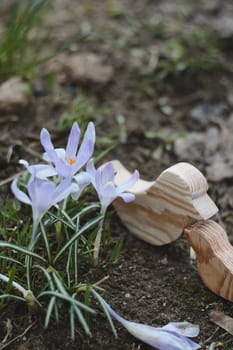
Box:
[125, 293, 131, 299]
[190, 102, 226, 124]
[0, 77, 31, 111]
[160, 256, 168, 265]
[174, 132, 205, 160]
[50, 53, 114, 85]
[214, 15, 233, 39]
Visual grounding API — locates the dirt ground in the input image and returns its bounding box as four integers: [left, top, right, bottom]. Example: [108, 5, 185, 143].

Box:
[1, 0, 233, 349]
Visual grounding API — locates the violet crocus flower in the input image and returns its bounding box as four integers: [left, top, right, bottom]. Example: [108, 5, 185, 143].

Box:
[71, 172, 92, 200]
[86, 159, 139, 265]
[86, 159, 139, 216]
[104, 301, 201, 350]
[18, 160, 57, 179]
[40, 122, 96, 178]
[11, 171, 78, 243]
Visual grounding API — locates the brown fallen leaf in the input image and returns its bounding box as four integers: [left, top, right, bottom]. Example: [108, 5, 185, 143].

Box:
[209, 310, 233, 336]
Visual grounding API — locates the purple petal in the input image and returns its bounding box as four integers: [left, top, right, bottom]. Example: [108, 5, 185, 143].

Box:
[40, 128, 59, 164]
[40, 130, 71, 177]
[28, 177, 55, 217]
[75, 122, 96, 171]
[11, 179, 31, 205]
[103, 301, 201, 350]
[100, 183, 117, 207]
[74, 172, 91, 187]
[55, 160, 72, 177]
[100, 162, 115, 184]
[52, 177, 74, 205]
[95, 167, 103, 193]
[65, 122, 81, 159]
[33, 165, 57, 179]
[117, 170, 139, 193]
[118, 193, 135, 203]
[86, 159, 96, 179]
[19, 160, 57, 179]
[42, 148, 66, 162]
[70, 175, 88, 200]
[162, 322, 200, 338]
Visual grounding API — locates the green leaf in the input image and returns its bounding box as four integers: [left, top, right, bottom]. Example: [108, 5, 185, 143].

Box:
[54, 216, 102, 263]
[0, 241, 47, 264]
[91, 289, 117, 338]
[0, 255, 24, 266]
[44, 296, 57, 328]
[38, 291, 96, 314]
[109, 234, 124, 264]
[0, 294, 25, 302]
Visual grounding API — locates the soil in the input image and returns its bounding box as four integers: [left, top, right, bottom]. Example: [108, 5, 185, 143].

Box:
[1, 0, 233, 349]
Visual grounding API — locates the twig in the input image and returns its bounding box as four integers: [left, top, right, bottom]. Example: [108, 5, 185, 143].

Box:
[2, 319, 12, 344]
[0, 321, 36, 350]
[0, 171, 24, 187]
[203, 327, 220, 344]
[94, 275, 109, 287]
[13, 140, 43, 160]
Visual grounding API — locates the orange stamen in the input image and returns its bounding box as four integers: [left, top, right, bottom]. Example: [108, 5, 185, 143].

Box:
[66, 157, 76, 165]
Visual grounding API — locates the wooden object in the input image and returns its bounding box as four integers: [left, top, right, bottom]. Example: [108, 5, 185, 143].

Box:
[112, 161, 218, 245]
[185, 220, 233, 302]
[110, 160, 233, 302]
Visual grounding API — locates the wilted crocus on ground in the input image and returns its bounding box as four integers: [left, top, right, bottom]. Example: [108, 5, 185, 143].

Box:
[104, 301, 201, 350]
[11, 170, 78, 243]
[40, 121, 96, 178]
[86, 159, 139, 264]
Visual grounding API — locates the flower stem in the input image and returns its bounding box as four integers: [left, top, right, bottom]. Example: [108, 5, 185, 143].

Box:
[93, 213, 105, 266]
[93, 225, 103, 266]
[30, 220, 39, 246]
[55, 220, 63, 245]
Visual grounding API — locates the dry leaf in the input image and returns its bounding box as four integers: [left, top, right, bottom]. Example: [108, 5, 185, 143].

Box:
[209, 310, 233, 336]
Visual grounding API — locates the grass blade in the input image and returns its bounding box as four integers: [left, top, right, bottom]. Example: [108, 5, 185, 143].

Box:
[40, 222, 51, 263]
[109, 234, 124, 264]
[54, 216, 102, 263]
[44, 296, 57, 328]
[70, 304, 75, 340]
[0, 294, 25, 302]
[0, 242, 47, 263]
[91, 289, 117, 338]
[38, 291, 95, 314]
[0, 255, 24, 266]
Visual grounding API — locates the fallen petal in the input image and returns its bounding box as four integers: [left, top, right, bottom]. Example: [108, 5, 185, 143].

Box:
[162, 322, 200, 338]
[104, 301, 201, 350]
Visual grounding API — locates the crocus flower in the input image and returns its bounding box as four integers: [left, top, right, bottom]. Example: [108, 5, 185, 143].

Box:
[72, 172, 92, 200]
[104, 301, 201, 350]
[86, 159, 139, 265]
[18, 159, 57, 179]
[40, 122, 96, 178]
[86, 159, 139, 216]
[11, 170, 78, 243]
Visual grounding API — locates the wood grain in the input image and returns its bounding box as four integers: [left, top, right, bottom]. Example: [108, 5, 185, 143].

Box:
[184, 220, 233, 302]
[112, 161, 218, 245]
